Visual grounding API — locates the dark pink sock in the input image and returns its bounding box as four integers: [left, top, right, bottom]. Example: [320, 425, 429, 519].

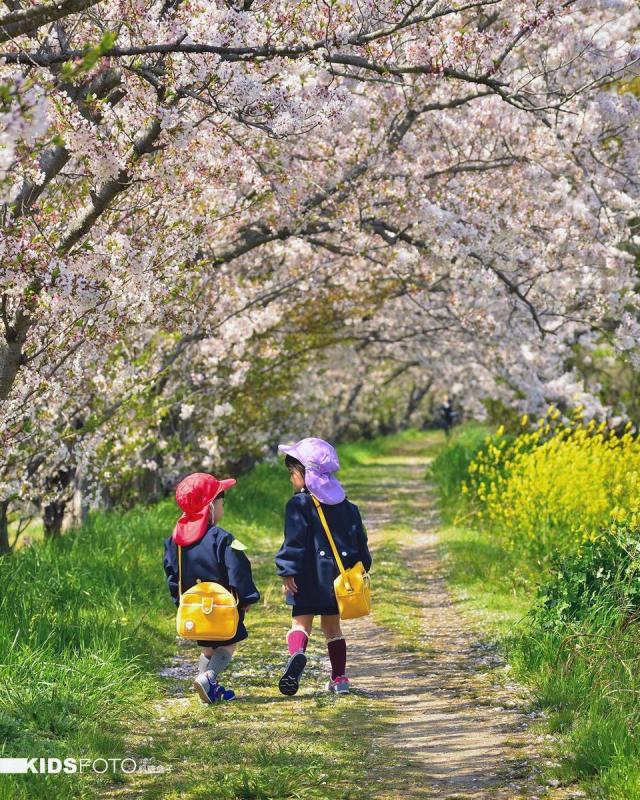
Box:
[287, 629, 309, 655]
[327, 637, 347, 679]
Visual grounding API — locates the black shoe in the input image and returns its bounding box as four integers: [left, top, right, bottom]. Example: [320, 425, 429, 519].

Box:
[278, 652, 307, 696]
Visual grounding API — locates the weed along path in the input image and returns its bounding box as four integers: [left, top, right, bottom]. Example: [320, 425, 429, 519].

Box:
[104, 433, 568, 800]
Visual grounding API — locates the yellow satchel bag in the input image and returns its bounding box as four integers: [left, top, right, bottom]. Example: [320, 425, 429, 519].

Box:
[311, 496, 371, 620]
[175, 545, 240, 641]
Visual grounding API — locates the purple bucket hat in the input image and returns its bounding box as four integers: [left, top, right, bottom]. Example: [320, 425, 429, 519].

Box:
[278, 437, 346, 505]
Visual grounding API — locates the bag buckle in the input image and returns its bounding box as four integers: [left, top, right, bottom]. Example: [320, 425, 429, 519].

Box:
[202, 598, 215, 614]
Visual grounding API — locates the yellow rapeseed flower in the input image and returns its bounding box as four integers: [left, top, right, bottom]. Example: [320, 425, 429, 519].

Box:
[464, 414, 640, 556]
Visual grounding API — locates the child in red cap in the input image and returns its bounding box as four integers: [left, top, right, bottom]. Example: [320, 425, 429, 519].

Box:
[163, 472, 260, 703]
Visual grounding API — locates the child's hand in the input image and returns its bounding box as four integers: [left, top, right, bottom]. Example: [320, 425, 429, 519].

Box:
[281, 576, 298, 595]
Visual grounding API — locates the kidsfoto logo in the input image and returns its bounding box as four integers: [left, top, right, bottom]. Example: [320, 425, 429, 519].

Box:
[0, 757, 164, 774]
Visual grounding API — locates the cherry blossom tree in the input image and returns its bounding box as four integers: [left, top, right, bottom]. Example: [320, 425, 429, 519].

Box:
[1, 0, 639, 548]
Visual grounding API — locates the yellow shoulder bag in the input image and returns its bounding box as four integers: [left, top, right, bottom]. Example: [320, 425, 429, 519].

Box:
[311, 496, 371, 620]
[175, 545, 240, 641]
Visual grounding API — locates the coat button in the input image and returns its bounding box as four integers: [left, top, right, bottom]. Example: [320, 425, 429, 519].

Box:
[319, 550, 326, 556]
[341, 551, 347, 556]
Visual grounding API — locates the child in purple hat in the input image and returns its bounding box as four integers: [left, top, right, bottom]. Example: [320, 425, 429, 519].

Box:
[274, 438, 372, 696]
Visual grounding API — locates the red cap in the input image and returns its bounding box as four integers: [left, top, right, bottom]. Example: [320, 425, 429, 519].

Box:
[172, 472, 236, 546]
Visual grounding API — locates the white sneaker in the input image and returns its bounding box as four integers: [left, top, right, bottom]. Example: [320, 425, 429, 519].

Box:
[193, 670, 236, 703]
[326, 675, 350, 694]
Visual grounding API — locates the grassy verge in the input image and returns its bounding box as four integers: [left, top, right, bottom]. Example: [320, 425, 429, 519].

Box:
[438, 524, 533, 636]
[428, 424, 531, 634]
[0, 431, 431, 800]
[431, 423, 640, 799]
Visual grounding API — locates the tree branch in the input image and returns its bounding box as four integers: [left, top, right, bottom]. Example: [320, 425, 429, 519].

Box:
[0, 0, 101, 44]
[6, 68, 124, 222]
[468, 252, 554, 336]
[59, 116, 162, 251]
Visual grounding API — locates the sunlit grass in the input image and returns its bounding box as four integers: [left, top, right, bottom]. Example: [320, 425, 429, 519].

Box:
[438, 523, 533, 635]
[0, 433, 439, 799]
[433, 422, 640, 798]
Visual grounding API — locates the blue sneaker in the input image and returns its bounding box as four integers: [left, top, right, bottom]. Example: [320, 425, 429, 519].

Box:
[194, 670, 236, 703]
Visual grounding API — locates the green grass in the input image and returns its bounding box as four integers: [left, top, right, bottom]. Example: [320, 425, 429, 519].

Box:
[431, 423, 640, 799]
[438, 524, 533, 636]
[0, 431, 439, 800]
[427, 423, 490, 522]
[506, 616, 640, 796]
[425, 424, 532, 635]
[338, 427, 425, 469]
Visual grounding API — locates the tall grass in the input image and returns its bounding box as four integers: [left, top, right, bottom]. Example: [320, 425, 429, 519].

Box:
[0, 461, 292, 799]
[0, 436, 416, 800]
[427, 423, 490, 521]
[508, 604, 640, 797]
[432, 420, 640, 798]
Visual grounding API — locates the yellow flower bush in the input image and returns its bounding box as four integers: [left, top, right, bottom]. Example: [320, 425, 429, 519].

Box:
[464, 409, 640, 557]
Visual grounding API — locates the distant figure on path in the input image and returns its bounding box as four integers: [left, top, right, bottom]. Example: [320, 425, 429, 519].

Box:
[275, 438, 372, 697]
[163, 473, 260, 703]
[439, 395, 458, 439]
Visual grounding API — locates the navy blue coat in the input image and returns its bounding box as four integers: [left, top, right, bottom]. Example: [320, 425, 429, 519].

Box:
[275, 490, 372, 615]
[163, 525, 260, 645]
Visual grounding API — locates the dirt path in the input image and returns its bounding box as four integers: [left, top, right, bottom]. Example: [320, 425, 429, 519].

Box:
[341, 438, 565, 800]
[139, 434, 577, 800]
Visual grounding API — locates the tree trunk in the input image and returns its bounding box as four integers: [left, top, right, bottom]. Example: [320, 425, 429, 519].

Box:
[0, 306, 32, 405]
[69, 466, 89, 529]
[42, 467, 73, 538]
[0, 499, 10, 555]
[405, 380, 432, 424]
[43, 499, 66, 538]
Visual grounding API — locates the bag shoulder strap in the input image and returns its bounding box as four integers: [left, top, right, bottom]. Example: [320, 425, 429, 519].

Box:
[178, 544, 183, 598]
[311, 495, 346, 575]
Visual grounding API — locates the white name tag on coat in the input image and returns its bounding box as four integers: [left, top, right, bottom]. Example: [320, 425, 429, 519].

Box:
[230, 539, 247, 550]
